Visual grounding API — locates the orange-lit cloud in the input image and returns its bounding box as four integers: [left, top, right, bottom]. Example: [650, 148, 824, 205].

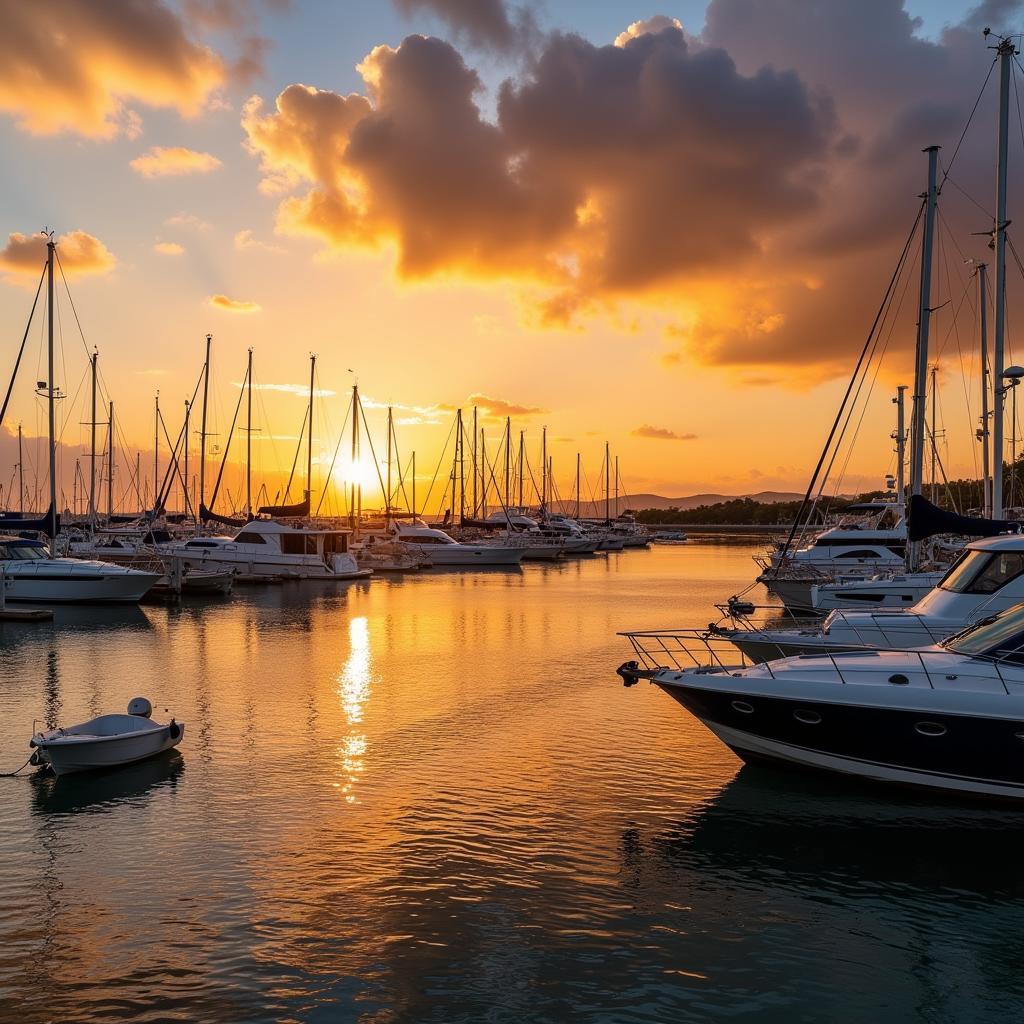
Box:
[154, 241, 185, 255]
[234, 229, 284, 253]
[239, 5, 1023, 379]
[631, 425, 697, 441]
[165, 212, 211, 231]
[467, 393, 547, 418]
[0, 1, 229, 138]
[242, 28, 833, 341]
[208, 293, 261, 313]
[131, 146, 222, 177]
[0, 230, 116, 278]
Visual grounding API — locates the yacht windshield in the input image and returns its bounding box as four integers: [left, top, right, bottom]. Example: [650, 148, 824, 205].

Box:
[939, 549, 1024, 594]
[943, 604, 1024, 659]
[0, 543, 47, 561]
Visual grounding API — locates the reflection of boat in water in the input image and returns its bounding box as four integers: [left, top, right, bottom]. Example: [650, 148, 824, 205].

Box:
[30, 749, 184, 816]
[654, 766, 1024, 899]
[31, 698, 184, 776]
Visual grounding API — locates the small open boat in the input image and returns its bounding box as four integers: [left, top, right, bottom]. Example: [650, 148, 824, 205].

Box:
[30, 697, 184, 776]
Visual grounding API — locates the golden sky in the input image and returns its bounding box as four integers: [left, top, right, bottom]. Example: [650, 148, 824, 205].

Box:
[0, 0, 1013, 513]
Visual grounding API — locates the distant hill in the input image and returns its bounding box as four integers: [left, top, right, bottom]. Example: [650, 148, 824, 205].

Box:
[558, 491, 803, 517]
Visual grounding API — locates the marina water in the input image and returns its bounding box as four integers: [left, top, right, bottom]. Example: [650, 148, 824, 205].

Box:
[1, 540, 1022, 1023]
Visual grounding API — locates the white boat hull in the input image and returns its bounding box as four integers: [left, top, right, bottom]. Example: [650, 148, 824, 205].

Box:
[1, 561, 160, 603]
[34, 720, 184, 776]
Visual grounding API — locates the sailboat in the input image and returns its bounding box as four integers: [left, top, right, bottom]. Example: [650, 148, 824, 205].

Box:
[0, 235, 159, 603]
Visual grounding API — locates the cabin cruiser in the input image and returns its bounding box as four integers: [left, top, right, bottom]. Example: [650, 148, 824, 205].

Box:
[811, 570, 946, 612]
[0, 535, 160, 603]
[618, 603, 1024, 801]
[717, 535, 1024, 662]
[757, 502, 907, 605]
[389, 519, 523, 565]
[165, 520, 369, 579]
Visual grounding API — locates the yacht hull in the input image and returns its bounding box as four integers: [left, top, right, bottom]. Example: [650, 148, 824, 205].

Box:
[1, 569, 159, 603]
[657, 678, 1024, 800]
[416, 546, 523, 566]
[35, 723, 184, 776]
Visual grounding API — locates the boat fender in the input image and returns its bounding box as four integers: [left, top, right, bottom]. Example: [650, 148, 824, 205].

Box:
[617, 661, 641, 687]
[727, 596, 757, 616]
[168, 719, 181, 740]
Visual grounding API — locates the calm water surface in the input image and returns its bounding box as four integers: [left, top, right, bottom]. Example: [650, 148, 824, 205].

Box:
[2, 540, 1023, 1023]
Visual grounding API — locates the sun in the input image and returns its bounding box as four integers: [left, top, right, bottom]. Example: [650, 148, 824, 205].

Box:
[333, 457, 379, 491]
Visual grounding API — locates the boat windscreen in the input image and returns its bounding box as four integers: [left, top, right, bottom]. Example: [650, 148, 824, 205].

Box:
[942, 604, 1024, 659]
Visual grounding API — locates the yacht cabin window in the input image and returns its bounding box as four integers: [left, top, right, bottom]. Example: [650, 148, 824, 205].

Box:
[943, 605, 1024, 661]
[235, 531, 267, 545]
[940, 550, 1024, 595]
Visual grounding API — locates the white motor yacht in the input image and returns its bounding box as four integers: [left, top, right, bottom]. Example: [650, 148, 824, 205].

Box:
[757, 502, 907, 605]
[618, 603, 1024, 801]
[0, 535, 160, 603]
[810, 571, 946, 612]
[718, 535, 1024, 662]
[165, 520, 370, 579]
[390, 519, 523, 565]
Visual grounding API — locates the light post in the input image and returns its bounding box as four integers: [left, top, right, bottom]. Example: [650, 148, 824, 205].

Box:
[999, 365, 1024, 511]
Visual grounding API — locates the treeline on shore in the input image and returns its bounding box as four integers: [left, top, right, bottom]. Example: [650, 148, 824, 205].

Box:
[633, 468, 1024, 525]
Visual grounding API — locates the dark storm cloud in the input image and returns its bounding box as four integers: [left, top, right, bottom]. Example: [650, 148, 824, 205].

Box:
[392, 0, 538, 53]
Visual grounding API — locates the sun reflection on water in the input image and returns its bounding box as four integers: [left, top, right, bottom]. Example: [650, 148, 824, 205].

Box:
[335, 615, 371, 803]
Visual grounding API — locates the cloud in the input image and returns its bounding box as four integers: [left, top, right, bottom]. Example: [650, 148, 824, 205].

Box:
[234, 229, 285, 253]
[0, 230, 116, 278]
[392, 0, 538, 53]
[131, 146, 223, 177]
[154, 241, 185, 255]
[208, 293, 261, 313]
[242, 28, 833, 321]
[614, 15, 684, 47]
[165, 212, 211, 230]
[241, 5, 1024, 377]
[0, 0, 229, 138]
[631, 425, 698, 441]
[233, 381, 335, 397]
[467, 393, 547, 417]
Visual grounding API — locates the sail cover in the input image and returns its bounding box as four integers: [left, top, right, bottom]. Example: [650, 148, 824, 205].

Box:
[256, 495, 310, 518]
[200, 502, 248, 528]
[907, 494, 1021, 542]
[0, 502, 58, 537]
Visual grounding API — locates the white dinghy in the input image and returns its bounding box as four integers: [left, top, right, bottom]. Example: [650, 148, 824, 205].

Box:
[30, 698, 183, 776]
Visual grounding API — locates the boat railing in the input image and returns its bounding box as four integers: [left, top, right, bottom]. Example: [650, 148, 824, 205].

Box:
[619, 629, 1014, 694]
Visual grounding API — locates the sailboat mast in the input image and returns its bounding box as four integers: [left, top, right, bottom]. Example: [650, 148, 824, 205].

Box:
[411, 451, 416, 520]
[575, 452, 580, 519]
[199, 333, 211, 515]
[504, 417, 510, 508]
[386, 405, 393, 523]
[107, 400, 115, 520]
[978, 263, 991, 517]
[307, 354, 315, 507]
[89, 348, 97, 525]
[518, 431, 524, 509]
[615, 455, 619, 517]
[154, 392, 159, 512]
[604, 442, 610, 524]
[907, 145, 939, 567]
[992, 36, 1015, 518]
[183, 399, 190, 517]
[893, 386, 907, 506]
[46, 235, 56, 554]
[246, 349, 253, 518]
[350, 382, 358, 530]
[457, 408, 465, 523]
[541, 426, 547, 511]
[17, 423, 23, 514]
[480, 428, 487, 515]
[929, 365, 938, 502]
[472, 406, 478, 517]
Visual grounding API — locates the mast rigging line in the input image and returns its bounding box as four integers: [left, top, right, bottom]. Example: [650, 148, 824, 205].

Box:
[941, 56, 997, 189]
[773, 199, 926, 574]
[207, 356, 250, 513]
[0, 262, 46, 431]
[314, 401, 351, 516]
[811, 203, 922, 522]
